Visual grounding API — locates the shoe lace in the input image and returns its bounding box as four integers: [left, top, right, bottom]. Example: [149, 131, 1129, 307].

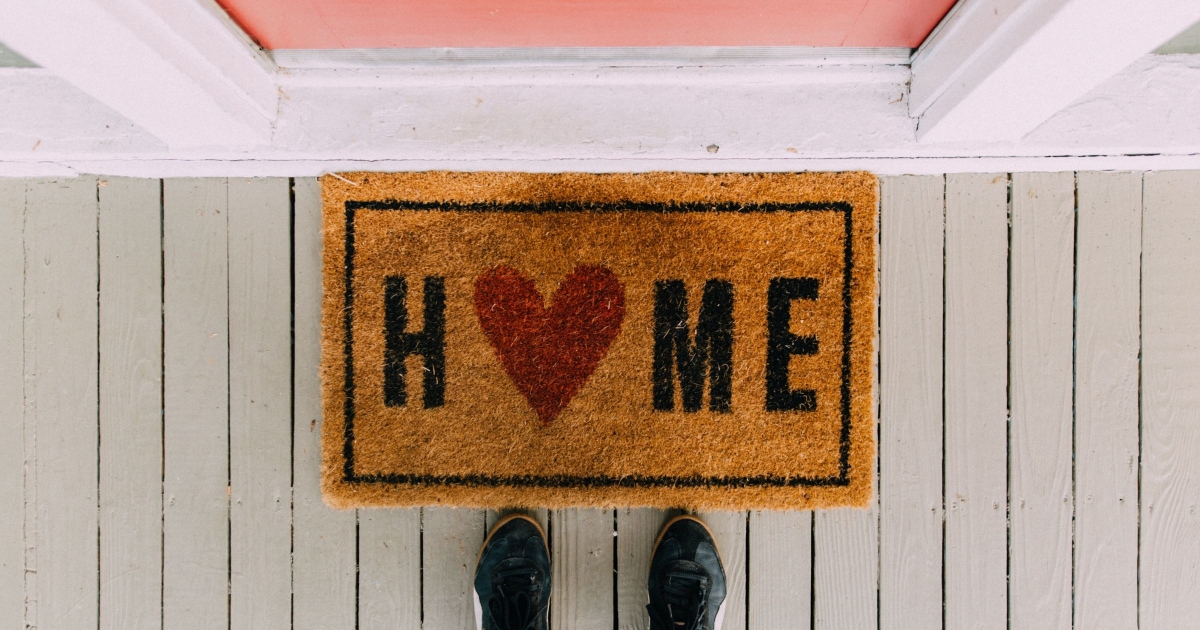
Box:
[488, 562, 546, 630]
[649, 566, 711, 630]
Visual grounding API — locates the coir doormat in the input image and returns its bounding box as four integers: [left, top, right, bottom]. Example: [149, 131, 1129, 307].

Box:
[321, 172, 876, 510]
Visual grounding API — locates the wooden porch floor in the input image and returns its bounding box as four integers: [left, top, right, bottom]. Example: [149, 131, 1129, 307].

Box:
[0, 173, 1197, 629]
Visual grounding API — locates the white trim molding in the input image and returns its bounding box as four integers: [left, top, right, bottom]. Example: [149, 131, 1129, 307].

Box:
[271, 46, 913, 69]
[5, 53, 1200, 177]
[0, 0, 277, 149]
[910, 0, 1200, 143]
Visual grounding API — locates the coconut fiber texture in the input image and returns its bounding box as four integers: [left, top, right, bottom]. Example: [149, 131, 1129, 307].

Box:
[321, 172, 877, 510]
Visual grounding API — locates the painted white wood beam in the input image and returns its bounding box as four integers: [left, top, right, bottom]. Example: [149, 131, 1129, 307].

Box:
[0, 0, 277, 148]
[6, 53, 1200, 175]
[911, 0, 1200, 143]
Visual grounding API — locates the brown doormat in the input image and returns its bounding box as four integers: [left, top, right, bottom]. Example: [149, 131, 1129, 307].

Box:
[321, 172, 876, 511]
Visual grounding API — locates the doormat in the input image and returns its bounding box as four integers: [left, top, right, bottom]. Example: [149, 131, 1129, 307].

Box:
[320, 172, 876, 511]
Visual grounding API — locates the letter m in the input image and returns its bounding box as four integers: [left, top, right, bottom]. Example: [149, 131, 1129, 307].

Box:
[653, 279, 734, 413]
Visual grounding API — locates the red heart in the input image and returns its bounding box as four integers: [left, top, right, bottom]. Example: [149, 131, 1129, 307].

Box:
[474, 265, 626, 425]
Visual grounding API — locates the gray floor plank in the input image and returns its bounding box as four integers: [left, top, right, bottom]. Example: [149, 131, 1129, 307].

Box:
[878, 175, 944, 630]
[423, 507, 487, 630]
[814, 504, 878, 630]
[1141, 170, 1200, 630]
[21, 185, 36, 630]
[359, 508, 421, 630]
[697, 511, 746, 630]
[616, 508, 672, 630]
[1009, 172, 1074, 630]
[228, 177, 292, 630]
[0, 178, 24, 628]
[748, 510, 811, 630]
[98, 177, 163, 630]
[26, 176, 100, 630]
[1074, 171, 1140, 630]
[944, 173, 1008, 630]
[162, 178, 230, 630]
[551, 509, 615, 630]
[292, 177, 358, 630]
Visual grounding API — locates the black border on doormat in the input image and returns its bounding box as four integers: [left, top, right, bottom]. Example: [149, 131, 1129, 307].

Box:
[339, 199, 856, 488]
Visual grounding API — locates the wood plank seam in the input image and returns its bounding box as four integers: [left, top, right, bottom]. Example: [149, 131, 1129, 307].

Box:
[811, 514, 816, 630]
[614, 509, 619, 630]
[740, 510, 748, 630]
[94, 176, 100, 630]
[1075, 170, 1084, 628]
[290, 176, 295, 630]
[226, 179, 232, 630]
[1071, 172, 1078, 630]
[1006, 171, 1013, 630]
[156, 176, 168, 630]
[940, 173, 947, 630]
[159, 178, 164, 630]
[739, 510, 747, 630]
[357, 510, 362, 629]
[1137, 169, 1147, 624]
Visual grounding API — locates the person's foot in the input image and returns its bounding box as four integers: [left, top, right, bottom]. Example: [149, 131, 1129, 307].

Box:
[647, 515, 728, 630]
[474, 513, 551, 630]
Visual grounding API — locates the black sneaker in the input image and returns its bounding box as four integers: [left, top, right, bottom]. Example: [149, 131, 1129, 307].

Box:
[647, 515, 728, 630]
[473, 514, 551, 630]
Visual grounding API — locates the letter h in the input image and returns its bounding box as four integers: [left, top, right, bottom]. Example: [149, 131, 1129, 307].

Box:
[383, 276, 445, 408]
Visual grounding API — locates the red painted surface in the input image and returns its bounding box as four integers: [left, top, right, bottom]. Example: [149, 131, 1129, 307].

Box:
[216, 0, 958, 49]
